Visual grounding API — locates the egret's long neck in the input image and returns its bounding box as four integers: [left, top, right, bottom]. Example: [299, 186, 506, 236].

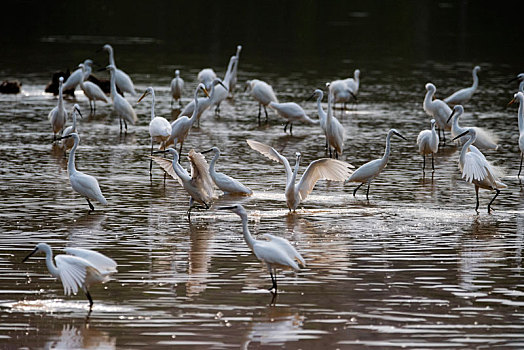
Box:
[518, 97, 524, 135]
[382, 133, 393, 164]
[108, 48, 115, 66]
[326, 92, 334, 125]
[316, 94, 326, 125]
[58, 81, 64, 108]
[171, 153, 191, 182]
[424, 89, 434, 107]
[224, 59, 235, 85]
[459, 134, 475, 168]
[72, 113, 77, 130]
[109, 70, 117, 100]
[83, 66, 91, 81]
[150, 91, 156, 121]
[519, 81, 524, 93]
[189, 90, 200, 123]
[68, 137, 79, 175]
[471, 69, 479, 89]
[208, 152, 219, 176]
[289, 157, 300, 190]
[240, 213, 256, 249]
[42, 245, 59, 277]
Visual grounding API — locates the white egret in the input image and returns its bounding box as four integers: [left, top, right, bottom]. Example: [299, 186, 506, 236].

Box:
[245, 79, 278, 124]
[48, 76, 67, 140]
[201, 147, 253, 196]
[509, 73, 524, 93]
[347, 129, 407, 200]
[444, 66, 481, 107]
[178, 78, 225, 127]
[452, 129, 506, 213]
[268, 101, 319, 135]
[229, 45, 242, 96]
[79, 63, 109, 115]
[61, 104, 82, 151]
[329, 72, 358, 110]
[247, 139, 353, 211]
[212, 56, 235, 114]
[197, 68, 217, 90]
[62, 59, 93, 92]
[509, 92, 524, 177]
[22, 243, 117, 309]
[446, 105, 498, 150]
[170, 69, 184, 108]
[218, 204, 305, 293]
[416, 119, 439, 171]
[102, 44, 136, 96]
[137, 87, 172, 174]
[165, 83, 210, 155]
[423, 82, 452, 143]
[309, 89, 328, 149]
[344, 69, 360, 97]
[55, 133, 107, 211]
[324, 85, 346, 158]
[106, 65, 137, 133]
[151, 148, 215, 220]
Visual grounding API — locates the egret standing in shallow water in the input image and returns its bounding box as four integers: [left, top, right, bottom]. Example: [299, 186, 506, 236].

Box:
[201, 147, 252, 196]
[55, 133, 107, 212]
[444, 66, 481, 107]
[151, 148, 215, 220]
[247, 140, 354, 211]
[268, 101, 319, 135]
[218, 204, 305, 293]
[509, 92, 524, 177]
[211, 56, 235, 114]
[245, 79, 278, 124]
[324, 85, 346, 158]
[79, 63, 109, 115]
[61, 104, 82, 151]
[62, 59, 93, 92]
[170, 69, 184, 108]
[423, 83, 452, 143]
[22, 243, 117, 310]
[446, 105, 498, 150]
[229, 45, 242, 96]
[416, 119, 439, 172]
[102, 44, 136, 96]
[309, 89, 328, 149]
[452, 129, 506, 213]
[138, 87, 172, 174]
[178, 79, 224, 127]
[107, 65, 137, 133]
[48, 76, 67, 141]
[347, 129, 407, 200]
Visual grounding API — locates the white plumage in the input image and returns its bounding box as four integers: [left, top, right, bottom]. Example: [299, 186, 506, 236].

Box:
[23, 242, 117, 309]
[197, 68, 217, 90]
[416, 119, 439, 171]
[245, 79, 278, 123]
[444, 66, 480, 107]
[79, 63, 109, 114]
[447, 104, 498, 150]
[423, 83, 452, 141]
[229, 45, 242, 96]
[510, 92, 524, 177]
[61, 104, 82, 151]
[170, 69, 184, 108]
[329, 69, 359, 109]
[48, 76, 67, 139]
[211, 56, 235, 114]
[178, 79, 223, 127]
[106, 64, 137, 132]
[268, 101, 319, 134]
[102, 44, 136, 96]
[325, 85, 346, 158]
[202, 147, 252, 196]
[62, 59, 93, 91]
[247, 139, 353, 211]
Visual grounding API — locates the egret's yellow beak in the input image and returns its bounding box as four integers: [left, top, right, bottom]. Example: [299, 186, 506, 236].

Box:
[137, 91, 149, 103]
[202, 87, 210, 98]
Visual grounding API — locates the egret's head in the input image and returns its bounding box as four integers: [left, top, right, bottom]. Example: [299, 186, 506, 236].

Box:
[197, 83, 210, 98]
[72, 104, 82, 118]
[237, 45, 242, 52]
[22, 243, 49, 262]
[138, 87, 154, 103]
[453, 128, 475, 141]
[201, 147, 219, 155]
[84, 59, 93, 66]
[55, 132, 80, 143]
[389, 129, 407, 141]
[175, 69, 180, 75]
[103, 44, 112, 52]
[213, 78, 228, 91]
[153, 148, 178, 157]
[59, 76, 64, 83]
[354, 69, 360, 78]
[425, 83, 436, 92]
[430, 119, 436, 127]
[295, 152, 302, 162]
[473, 65, 481, 73]
[447, 105, 464, 124]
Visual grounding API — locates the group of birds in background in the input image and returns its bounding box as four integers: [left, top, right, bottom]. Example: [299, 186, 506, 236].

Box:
[19, 43, 524, 308]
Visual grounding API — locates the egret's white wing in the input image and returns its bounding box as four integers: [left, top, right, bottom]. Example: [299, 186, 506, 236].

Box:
[263, 234, 305, 267]
[150, 156, 184, 186]
[55, 255, 92, 295]
[246, 139, 292, 184]
[253, 241, 300, 271]
[65, 248, 117, 274]
[297, 159, 354, 201]
[462, 151, 489, 183]
[188, 149, 215, 202]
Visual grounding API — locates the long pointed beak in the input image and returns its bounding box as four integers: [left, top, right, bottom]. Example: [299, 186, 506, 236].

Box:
[453, 130, 470, 141]
[152, 150, 170, 154]
[137, 91, 149, 103]
[306, 93, 316, 101]
[447, 109, 456, 124]
[349, 91, 358, 101]
[74, 106, 83, 119]
[200, 148, 214, 154]
[202, 87, 210, 98]
[508, 98, 516, 106]
[218, 81, 228, 92]
[55, 134, 73, 142]
[394, 131, 407, 141]
[22, 247, 38, 262]
[509, 76, 518, 83]
[218, 206, 236, 210]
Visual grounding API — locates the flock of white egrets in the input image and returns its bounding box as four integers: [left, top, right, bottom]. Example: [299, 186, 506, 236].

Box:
[24, 44, 524, 309]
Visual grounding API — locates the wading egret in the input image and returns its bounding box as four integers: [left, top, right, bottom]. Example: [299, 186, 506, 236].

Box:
[347, 129, 407, 200]
[178, 79, 224, 127]
[509, 92, 524, 177]
[247, 139, 353, 211]
[197, 68, 217, 90]
[61, 104, 82, 151]
[310, 89, 328, 149]
[106, 65, 137, 133]
[423, 83, 452, 143]
[416, 119, 439, 171]
[218, 204, 305, 293]
[170, 69, 184, 108]
[446, 105, 498, 150]
[344, 69, 360, 97]
[165, 83, 209, 155]
[444, 66, 481, 107]
[137, 87, 172, 174]
[324, 85, 346, 158]
[79, 64, 109, 115]
[245, 79, 278, 124]
[151, 148, 215, 220]
[22, 243, 117, 309]
[268, 101, 319, 135]
[229, 45, 242, 96]
[452, 129, 506, 213]
[102, 44, 136, 96]
[212, 56, 235, 114]
[509, 73, 524, 93]
[62, 59, 93, 92]
[55, 133, 107, 211]
[201, 147, 252, 196]
[329, 71, 359, 110]
[48, 76, 67, 140]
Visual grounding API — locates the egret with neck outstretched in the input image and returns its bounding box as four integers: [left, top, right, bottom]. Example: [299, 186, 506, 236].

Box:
[211, 56, 235, 114]
[55, 133, 107, 211]
[79, 63, 109, 115]
[416, 119, 439, 172]
[218, 204, 305, 293]
[106, 64, 137, 133]
[22, 243, 117, 310]
[268, 101, 319, 135]
[48, 76, 67, 140]
[61, 104, 82, 151]
[170, 69, 184, 108]
[178, 79, 225, 127]
[62, 59, 93, 92]
[444, 66, 481, 107]
[102, 44, 136, 96]
[229, 45, 242, 96]
[247, 140, 354, 211]
[347, 129, 407, 200]
[324, 84, 346, 158]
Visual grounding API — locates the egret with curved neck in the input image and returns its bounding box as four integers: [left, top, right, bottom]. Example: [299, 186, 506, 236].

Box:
[423, 82, 452, 143]
[102, 44, 136, 96]
[107, 64, 137, 133]
[61, 104, 82, 151]
[510, 92, 524, 177]
[444, 66, 481, 106]
[201, 147, 252, 196]
[446, 105, 498, 150]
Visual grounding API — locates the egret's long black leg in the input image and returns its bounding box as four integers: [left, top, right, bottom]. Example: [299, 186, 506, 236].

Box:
[124, 119, 128, 133]
[475, 186, 480, 214]
[86, 198, 94, 212]
[353, 183, 364, 197]
[119, 118, 123, 133]
[268, 269, 277, 292]
[284, 122, 289, 133]
[257, 103, 261, 125]
[518, 153, 523, 178]
[422, 155, 426, 171]
[431, 153, 435, 171]
[366, 181, 371, 200]
[85, 290, 93, 309]
[487, 189, 500, 214]
[264, 105, 269, 123]
[289, 123, 293, 135]
[150, 139, 154, 174]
